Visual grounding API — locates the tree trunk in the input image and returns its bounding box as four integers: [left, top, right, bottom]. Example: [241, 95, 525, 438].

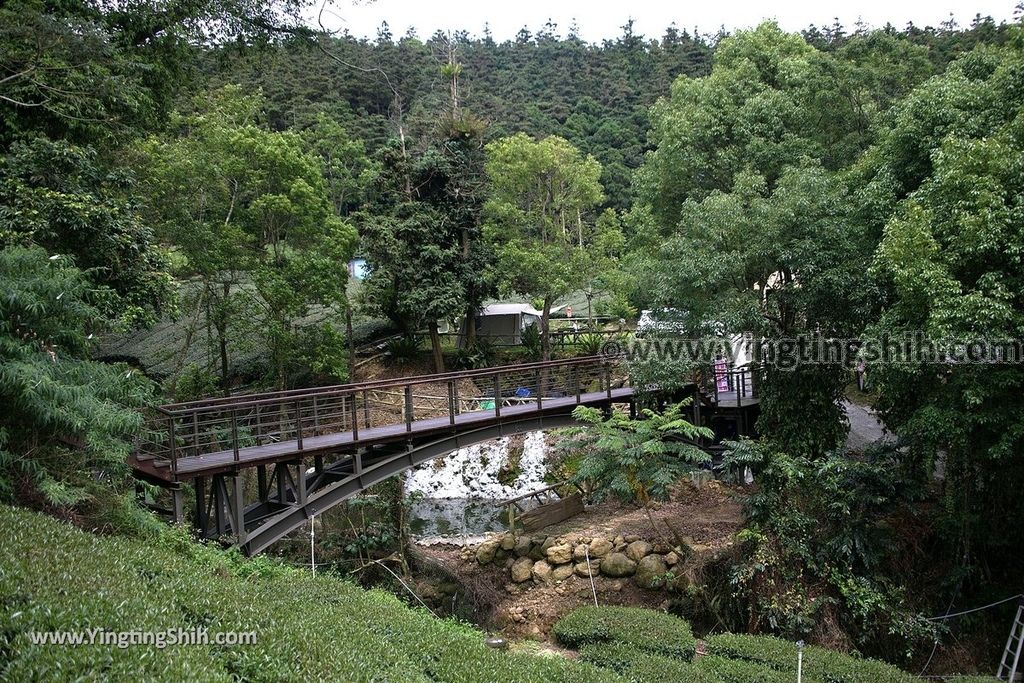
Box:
[541, 296, 553, 362]
[346, 304, 356, 383]
[216, 282, 231, 396]
[429, 321, 445, 373]
[461, 227, 477, 349]
[463, 306, 477, 348]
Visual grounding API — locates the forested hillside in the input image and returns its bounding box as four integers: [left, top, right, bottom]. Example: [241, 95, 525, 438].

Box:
[201, 16, 1012, 210]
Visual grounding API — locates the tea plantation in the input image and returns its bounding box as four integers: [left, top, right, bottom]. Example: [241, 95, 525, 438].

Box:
[0, 506, 1001, 682]
[0, 506, 621, 682]
[552, 607, 999, 683]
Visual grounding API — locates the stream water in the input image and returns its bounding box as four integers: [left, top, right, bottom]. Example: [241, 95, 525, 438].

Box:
[405, 431, 552, 542]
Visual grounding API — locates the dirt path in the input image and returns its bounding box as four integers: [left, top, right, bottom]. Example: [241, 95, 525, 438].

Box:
[844, 399, 893, 452]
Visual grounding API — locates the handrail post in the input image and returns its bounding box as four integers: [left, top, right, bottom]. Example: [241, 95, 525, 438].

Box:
[453, 382, 461, 416]
[447, 380, 456, 426]
[254, 406, 262, 446]
[168, 415, 177, 476]
[535, 369, 542, 410]
[230, 410, 240, 463]
[604, 364, 612, 399]
[574, 366, 580, 403]
[362, 388, 370, 428]
[493, 373, 501, 418]
[350, 392, 359, 441]
[312, 395, 319, 435]
[295, 399, 304, 450]
[404, 385, 413, 432]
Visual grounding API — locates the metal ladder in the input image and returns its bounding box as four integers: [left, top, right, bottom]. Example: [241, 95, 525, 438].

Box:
[998, 598, 1024, 681]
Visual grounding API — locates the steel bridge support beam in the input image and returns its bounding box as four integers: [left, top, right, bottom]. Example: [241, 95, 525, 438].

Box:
[231, 474, 246, 545]
[170, 484, 183, 525]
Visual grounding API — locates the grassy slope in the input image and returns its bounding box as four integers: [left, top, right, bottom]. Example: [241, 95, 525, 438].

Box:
[0, 506, 622, 682]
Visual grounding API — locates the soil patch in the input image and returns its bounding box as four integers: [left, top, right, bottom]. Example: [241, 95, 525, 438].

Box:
[416, 480, 745, 639]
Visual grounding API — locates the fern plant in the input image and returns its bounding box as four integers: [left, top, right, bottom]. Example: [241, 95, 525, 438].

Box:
[0, 246, 153, 506]
[564, 401, 713, 538]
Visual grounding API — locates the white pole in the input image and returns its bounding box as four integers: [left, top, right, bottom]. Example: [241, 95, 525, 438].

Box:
[585, 547, 598, 607]
[310, 514, 316, 577]
[797, 640, 804, 683]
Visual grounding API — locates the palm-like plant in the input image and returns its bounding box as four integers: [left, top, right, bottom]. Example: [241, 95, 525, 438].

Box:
[566, 401, 713, 538]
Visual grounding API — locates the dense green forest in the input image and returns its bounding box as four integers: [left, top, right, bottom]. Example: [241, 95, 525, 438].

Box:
[3, 0, 1024, 678]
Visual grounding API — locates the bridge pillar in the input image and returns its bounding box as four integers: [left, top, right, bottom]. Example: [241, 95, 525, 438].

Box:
[194, 475, 207, 534]
[257, 465, 269, 502]
[213, 476, 227, 536]
[170, 484, 183, 524]
[231, 475, 246, 545]
[294, 460, 306, 506]
[275, 463, 288, 503]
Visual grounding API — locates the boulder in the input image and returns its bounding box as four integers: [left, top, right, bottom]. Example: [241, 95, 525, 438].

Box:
[625, 540, 652, 562]
[500, 534, 517, 551]
[599, 552, 637, 578]
[573, 544, 589, 562]
[476, 539, 500, 565]
[574, 561, 598, 578]
[532, 560, 553, 583]
[551, 564, 575, 582]
[529, 537, 551, 561]
[545, 543, 573, 565]
[511, 556, 534, 583]
[624, 534, 641, 544]
[514, 536, 533, 557]
[588, 537, 613, 557]
[634, 554, 668, 589]
[664, 551, 680, 566]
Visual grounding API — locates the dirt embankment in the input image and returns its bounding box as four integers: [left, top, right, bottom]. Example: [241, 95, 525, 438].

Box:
[415, 480, 745, 638]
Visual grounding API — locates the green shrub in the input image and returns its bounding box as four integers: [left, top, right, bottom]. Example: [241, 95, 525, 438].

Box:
[575, 332, 609, 357]
[580, 642, 714, 683]
[696, 655, 797, 683]
[521, 324, 542, 359]
[384, 334, 422, 363]
[0, 505, 626, 683]
[704, 633, 796, 669]
[450, 339, 497, 369]
[704, 633, 917, 683]
[553, 606, 697, 661]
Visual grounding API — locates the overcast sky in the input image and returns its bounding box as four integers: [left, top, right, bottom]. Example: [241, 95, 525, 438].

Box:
[313, 0, 1020, 42]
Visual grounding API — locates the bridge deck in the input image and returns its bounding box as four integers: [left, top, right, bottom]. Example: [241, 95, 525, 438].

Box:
[132, 355, 758, 484]
[142, 386, 636, 480]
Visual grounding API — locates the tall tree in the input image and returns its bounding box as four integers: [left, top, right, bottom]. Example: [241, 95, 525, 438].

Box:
[142, 86, 357, 389]
[483, 133, 606, 360]
[633, 22, 927, 456]
[360, 112, 490, 372]
[866, 36, 1024, 567]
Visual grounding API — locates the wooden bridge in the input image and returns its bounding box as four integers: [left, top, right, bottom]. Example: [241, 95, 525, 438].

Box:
[131, 355, 758, 555]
